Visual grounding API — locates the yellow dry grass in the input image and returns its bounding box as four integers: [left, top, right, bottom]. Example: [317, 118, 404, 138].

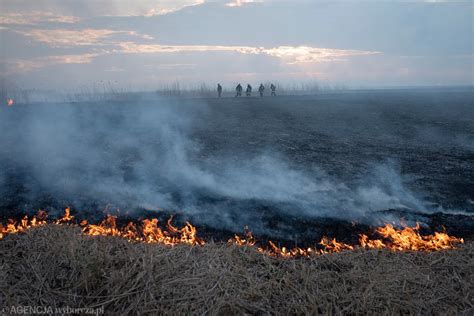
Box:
[0, 225, 472, 315]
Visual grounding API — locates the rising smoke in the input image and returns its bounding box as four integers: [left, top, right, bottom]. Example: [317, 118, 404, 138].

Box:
[0, 97, 438, 234]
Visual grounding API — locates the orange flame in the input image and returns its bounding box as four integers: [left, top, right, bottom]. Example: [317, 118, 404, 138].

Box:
[0, 212, 47, 239]
[230, 223, 464, 258]
[81, 214, 205, 246]
[0, 209, 465, 258]
[319, 237, 354, 253]
[55, 207, 74, 224]
[261, 241, 314, 257]
[227, 226, 255, 246]
[358, 223, 464, 251]
[6, 98, 14, 107]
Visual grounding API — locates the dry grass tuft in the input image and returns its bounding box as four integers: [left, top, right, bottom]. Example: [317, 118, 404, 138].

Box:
[0, 225, 473, 315]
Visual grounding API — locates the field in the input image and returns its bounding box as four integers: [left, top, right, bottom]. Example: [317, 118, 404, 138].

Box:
[1, 225, 472, 315]
[0, 87, 473, 314]
[1, 88, 473, 239]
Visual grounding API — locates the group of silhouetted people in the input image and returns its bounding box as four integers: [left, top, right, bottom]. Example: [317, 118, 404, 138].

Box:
[217, 83, 276, 98]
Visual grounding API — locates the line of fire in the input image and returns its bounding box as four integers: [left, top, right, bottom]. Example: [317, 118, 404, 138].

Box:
[1, 208, 465, 258]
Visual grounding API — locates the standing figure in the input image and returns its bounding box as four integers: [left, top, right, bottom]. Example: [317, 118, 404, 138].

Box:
[236, 83, 243, 97]
[258, 83, 265, 97]
[246, 84, 252, 97]
[217, 83, 223, 98]
[270, 83, 276, 96]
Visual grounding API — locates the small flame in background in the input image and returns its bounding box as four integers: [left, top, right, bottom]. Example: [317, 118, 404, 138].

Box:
[6, 98, 14, 107]
[0, 209, 464, 258]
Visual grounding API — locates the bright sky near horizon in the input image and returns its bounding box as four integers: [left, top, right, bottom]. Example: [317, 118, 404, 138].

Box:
[0, 0, 472, 90]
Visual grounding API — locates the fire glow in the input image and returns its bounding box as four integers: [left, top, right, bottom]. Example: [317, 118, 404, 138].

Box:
[0, 209, 464, 257]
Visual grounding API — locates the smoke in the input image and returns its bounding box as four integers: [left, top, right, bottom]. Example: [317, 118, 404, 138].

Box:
[0, 97, 435, 233]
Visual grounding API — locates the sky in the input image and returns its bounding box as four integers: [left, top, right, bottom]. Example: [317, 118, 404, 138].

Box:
[0, 0, 473, 91]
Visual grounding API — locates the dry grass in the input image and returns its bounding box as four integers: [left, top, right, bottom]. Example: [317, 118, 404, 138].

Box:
[0, 225, 472, 315]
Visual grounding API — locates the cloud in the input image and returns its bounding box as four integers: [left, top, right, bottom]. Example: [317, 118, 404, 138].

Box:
[18, 29, 116, 47]
[264, 46, 380, 64]
[144, 0, 205, 16]
[144, 63, 197, 70]
[1, 0, 470, 87]
[5, 53, 100, 73]
[0, 12, 80, 26]
[117, 42, 261, 54]
[117, 42, 380, 64]
[2, 40, 380, 75]
[226, 0, 263, 7]
[16, 29, 153, 48]
[2, 40, 380, 80]
[0, 0, 208, 18]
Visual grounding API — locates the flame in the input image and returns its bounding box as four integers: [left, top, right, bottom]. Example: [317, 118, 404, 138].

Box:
[55, 207, 74, 224]
[82, 215, 205, 246]
[0, 209, 465, 258]
[241, 237, 353, 258]
[358, 223, 464, 251]
[262, 241, 314, 258]
[0, 211, 47, 239]
[0, 209, 204, 247]
[6, 98, 14, 107]
[319, 237, 354, 253]
[227, 226, 255, 246]
[229, 223, 464, 258]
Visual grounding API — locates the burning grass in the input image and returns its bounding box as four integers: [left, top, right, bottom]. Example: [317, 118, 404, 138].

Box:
[0, 209, 465, 258]
[0, 224, 472, 315]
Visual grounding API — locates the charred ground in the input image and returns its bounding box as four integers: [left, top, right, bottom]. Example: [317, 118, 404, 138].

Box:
[0, 87, 473, 245]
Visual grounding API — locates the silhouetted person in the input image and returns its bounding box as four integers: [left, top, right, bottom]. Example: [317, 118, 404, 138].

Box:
[270, 83, 276, 96]
[258, 83, 265, 97]
[217, 83, 223, 98]
[246, 84, 252, 97]
[236, 83, 243, 97]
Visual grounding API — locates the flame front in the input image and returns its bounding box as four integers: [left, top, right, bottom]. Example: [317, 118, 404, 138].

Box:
[0, 209, 465, 258]
[358, 223, 464, 251]
[0, 211, 47, 239]
[228, 226, 255, 246]
[81, 215, 205, 246]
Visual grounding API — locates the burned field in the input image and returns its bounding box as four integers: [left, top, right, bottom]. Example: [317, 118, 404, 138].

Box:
[1, 88, 473, 313]
[1, 88, 473, 240]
